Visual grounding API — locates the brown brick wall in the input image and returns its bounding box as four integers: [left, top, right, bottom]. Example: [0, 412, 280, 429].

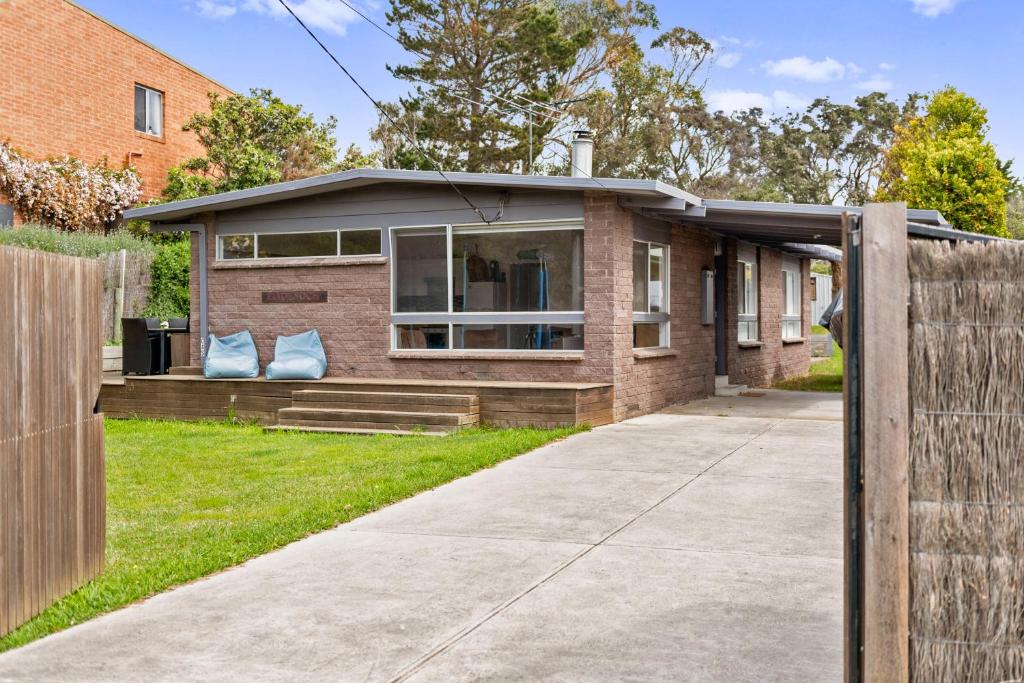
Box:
[614, 224, 717, 420]
[187, 196, 808, 421]
[0, 0, 230, 205]
[191, 196, 632, 387]
[724, 239, 812, 387]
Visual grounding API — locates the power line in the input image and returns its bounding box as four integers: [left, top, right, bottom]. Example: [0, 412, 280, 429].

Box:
[332, 0, 565, 120]
[274, 0, 502, 224]
[329, 0, 610, 184]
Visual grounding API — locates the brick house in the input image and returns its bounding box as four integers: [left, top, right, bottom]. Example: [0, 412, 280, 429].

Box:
[0, 0, 231, 226]
[123, 165, 961, 424]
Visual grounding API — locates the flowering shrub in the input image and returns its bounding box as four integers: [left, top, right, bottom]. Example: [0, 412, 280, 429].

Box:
[0, 142, 142, 232]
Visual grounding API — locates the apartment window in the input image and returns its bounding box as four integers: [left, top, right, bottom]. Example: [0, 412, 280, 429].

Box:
[737, 246, 758, 342]
[782, 258, 802, 339]
[134, 85, 163, 137]
[633, 240, 669, 348]
[391, 220, 585, 352]
[217, 228, 382, 260]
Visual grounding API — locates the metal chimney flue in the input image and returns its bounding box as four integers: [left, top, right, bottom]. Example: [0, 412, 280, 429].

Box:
[571, 130, 593, 178]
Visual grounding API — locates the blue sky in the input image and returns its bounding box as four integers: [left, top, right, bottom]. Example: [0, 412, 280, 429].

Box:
[82, 0, 1024, 171]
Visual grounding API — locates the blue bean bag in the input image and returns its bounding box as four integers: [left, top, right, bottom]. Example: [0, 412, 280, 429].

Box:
[204, 330, 260, 379]
[265, 329, 327, 380]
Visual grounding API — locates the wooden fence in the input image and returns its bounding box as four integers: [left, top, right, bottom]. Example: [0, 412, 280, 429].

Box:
[0, 246, 105, 638]
[100, 249, 152, 343]
[846, 206, 1023, 681]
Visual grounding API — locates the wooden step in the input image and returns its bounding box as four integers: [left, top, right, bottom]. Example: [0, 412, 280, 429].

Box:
[276, 407, 479, 433]
[265, 425, 448, 437]
[291, 390, 478, 415]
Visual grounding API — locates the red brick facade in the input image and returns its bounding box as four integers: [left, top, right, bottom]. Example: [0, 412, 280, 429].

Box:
[188, 193, 811, 422]
[0, 0, 230, 212]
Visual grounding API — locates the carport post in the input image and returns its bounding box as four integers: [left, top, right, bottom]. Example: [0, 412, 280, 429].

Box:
[843, 204, 910, 682]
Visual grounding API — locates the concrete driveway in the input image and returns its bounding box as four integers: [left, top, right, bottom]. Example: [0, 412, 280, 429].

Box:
[0, 389, 843, 682]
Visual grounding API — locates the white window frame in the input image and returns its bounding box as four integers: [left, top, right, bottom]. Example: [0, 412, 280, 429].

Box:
[216, 228, 383, 261]
[782, 257, 802, 340]
[134, 84, 163, 137]
[389, 219, 586, 353]
[737, 245, 759, 342]
[632, 239, 671, 349]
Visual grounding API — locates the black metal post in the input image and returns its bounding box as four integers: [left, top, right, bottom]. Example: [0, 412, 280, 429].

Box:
[845, 214, 863, 683]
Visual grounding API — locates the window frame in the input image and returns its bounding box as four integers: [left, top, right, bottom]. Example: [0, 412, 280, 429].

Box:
[216, 227, 383, 261]
[632, 239, 671, 349]
[134, 84, 164, 137]
[737, 246, 759, 342]
[389, 219, 586, 353]
[781, 258, 802, 340]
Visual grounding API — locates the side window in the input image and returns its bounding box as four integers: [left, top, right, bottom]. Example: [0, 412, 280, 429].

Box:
[782, 258, 802, 339]
[737, 246, 758, 342]
[134, 84, 164, 137]
[632, 240, 670, 348]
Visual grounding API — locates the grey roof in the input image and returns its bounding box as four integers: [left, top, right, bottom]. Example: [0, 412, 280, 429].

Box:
[124, 169, 699, 222]
[127, 167, 977, 250]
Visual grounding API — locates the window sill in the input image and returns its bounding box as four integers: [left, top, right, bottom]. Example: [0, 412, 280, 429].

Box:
[133, 130, 165, 144]
[633, 347, 679, 359]
[212, 256, 387, 269]
[388, 351, 584, 361]
[782, 337, 806, 345]
[737, 340, 764, 349]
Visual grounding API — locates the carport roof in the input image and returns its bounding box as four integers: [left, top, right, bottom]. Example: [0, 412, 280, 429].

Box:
[125, 168, 985, 249]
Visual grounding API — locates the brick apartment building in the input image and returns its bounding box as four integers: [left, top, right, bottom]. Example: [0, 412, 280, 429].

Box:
[0, 0, 231, 226]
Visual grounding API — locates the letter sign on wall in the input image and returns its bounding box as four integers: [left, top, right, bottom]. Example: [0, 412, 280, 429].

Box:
[261, 290, 329, 304]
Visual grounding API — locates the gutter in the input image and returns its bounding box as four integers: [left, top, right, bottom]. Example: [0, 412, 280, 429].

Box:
[151, 223, 209, 362]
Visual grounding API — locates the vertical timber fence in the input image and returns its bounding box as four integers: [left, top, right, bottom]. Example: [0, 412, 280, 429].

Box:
[846, 206, 1023, 681]
[0, 246, 106, 638]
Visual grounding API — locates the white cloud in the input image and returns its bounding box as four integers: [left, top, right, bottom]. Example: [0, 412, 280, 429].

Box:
[845, 62, 865, 76]
[856, 75, 894, 91]
[709, 39, 742, 69]
[910, 0, 962, 17]
[717, 52, 742, 69]
[879, 62, 896, 71]
[194, 0, 237, 18]
[706, 89, 807, 114]
[191, 0, 358, 36]
[762, 56, 847, 83]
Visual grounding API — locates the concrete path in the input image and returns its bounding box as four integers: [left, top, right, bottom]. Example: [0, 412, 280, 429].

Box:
[0, 391, 844, 682]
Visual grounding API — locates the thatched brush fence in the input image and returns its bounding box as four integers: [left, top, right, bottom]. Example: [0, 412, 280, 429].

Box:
[908, 239, 1024, 680]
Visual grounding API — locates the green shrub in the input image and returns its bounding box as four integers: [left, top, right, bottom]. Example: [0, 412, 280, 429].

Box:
[0, 224, 153, 257]
[143, 238, 191, 319]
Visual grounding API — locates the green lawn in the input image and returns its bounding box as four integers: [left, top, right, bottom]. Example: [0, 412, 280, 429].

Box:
[774, 340, 844, 392]
[0, 419, 582, 652]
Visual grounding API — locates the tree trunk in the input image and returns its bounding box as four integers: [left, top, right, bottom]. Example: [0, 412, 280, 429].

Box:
[831, 259, 844, 297]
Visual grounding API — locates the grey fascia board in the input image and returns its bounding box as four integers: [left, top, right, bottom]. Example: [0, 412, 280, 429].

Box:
[701, 200, 948, 227]
[906, 221, 1000, 243]
[124, 169, 697, 223]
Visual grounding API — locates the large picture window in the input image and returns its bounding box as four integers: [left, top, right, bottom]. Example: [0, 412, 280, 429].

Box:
[217, 228, 382, 261]
[633, 240, 669, 348]
[782, 258, 802, 339]
[391, 220, 585, 352]
[737, 245, 758, 342]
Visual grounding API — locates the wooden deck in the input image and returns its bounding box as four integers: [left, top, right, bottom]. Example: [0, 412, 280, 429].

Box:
[100, 375, 614, 429]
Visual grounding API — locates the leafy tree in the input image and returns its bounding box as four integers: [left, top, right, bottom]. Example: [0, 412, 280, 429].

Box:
[142, 239, 191, 319]
[876, 87, 1009, 236]
[163, 88, 342, 201]
[375, 0, 658, 172]
[756, 93, 919, 205]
